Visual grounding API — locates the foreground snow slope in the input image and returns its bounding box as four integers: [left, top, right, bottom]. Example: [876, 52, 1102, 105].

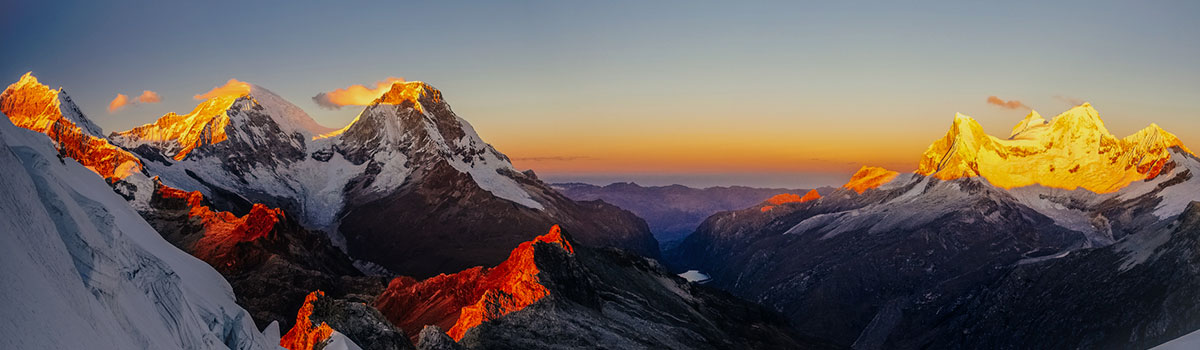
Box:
[0, 112, 274, 350]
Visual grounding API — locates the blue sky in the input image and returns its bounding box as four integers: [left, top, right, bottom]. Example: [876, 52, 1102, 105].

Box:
[3, 0, 1197, 188]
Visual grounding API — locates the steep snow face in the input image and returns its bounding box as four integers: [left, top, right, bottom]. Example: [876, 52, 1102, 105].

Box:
[111, 84, 332, 161]
[0, 112, 273, 350]
[334, 81, 543, 210]
[1, 73, 143, 180]
[1155, 328, 1200, 350]
[918, 104, 1192, 193]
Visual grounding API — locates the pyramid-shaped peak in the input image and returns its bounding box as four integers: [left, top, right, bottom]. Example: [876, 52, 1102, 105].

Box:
[14, 71, 43, 89]
[1010, 110, 1047, 139]
[373, 81, 442, 113]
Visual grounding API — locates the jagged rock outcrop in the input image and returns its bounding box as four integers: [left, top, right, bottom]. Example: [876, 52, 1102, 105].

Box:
[416, 326, 462, 350]
[141, 179, 384, 332]
[280, 291, 413, 350]
[376, 226, 838, 349]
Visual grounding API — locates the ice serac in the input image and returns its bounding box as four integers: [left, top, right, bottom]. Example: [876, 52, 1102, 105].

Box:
[842, 166, 899, 194]
[0, 110, 271, 349]
[1, 72, 143, 180]
[917, 104, 1193, 193]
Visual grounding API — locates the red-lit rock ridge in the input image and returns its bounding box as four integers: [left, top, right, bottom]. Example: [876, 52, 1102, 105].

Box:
[0, 72, 142, 180]
[152, 181, 283, 272]
[144, 177, 368, 332]
[761, 190, 821, 212]
[374, 225, 573, 341]
[280, 291, 336, 350]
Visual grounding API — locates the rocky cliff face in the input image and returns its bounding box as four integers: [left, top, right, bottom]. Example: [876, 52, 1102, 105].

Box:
[909, 202, 1200, 349]
[279, 291, 412, 350]
[140, 179, 380, 332]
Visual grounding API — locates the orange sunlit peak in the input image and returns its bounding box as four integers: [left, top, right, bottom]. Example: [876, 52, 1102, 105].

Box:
[373, 81, 440, 113]
[761, 189, 821, 212]
[843, 166, 900, 194]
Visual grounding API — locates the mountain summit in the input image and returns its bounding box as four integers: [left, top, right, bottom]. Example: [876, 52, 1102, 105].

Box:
[669, 104, 1200, 348]
[917, 104, 1192, 193]
[112, 82, 333, 161]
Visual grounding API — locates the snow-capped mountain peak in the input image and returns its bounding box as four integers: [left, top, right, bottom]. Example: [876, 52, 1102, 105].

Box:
[917, 104, 1192, 193]
[1009, 110, 1047, 139]
[3, 72, 104, 138]
[112, 82, 332, 161]
[335, 80, 543, 209]
[1, 73, 142, 180]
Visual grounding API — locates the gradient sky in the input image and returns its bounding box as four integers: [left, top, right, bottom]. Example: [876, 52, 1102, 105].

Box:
[3, 1, 1198, 188]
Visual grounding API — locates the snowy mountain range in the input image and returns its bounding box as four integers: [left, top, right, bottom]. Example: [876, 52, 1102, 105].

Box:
[667, 104, 1200, 349]
[105, 79, 657, 278]
[6, 70, 1200, 349]
[0, 73, 815, 350]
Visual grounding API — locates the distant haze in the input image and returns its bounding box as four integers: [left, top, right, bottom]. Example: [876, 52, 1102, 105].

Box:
[538, 172, 851, 189]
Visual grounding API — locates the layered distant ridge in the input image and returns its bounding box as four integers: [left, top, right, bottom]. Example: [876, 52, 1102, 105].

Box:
[917, 104, 1193, 193]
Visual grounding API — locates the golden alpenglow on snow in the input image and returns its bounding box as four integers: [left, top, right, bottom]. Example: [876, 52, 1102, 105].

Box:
[917, 103, 1193, 193]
